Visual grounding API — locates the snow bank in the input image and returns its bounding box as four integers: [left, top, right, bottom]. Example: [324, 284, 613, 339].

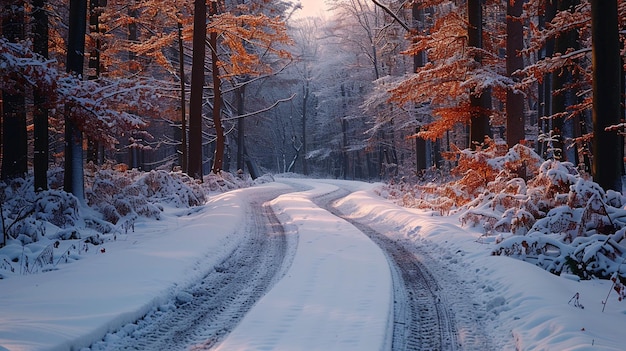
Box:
[333, 182, 626, 350]
[0, 184, 287, 351]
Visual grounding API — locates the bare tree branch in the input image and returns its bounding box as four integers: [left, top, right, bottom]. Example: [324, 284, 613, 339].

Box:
[369, 0, 410, 31]
[222, 93, 297, 121]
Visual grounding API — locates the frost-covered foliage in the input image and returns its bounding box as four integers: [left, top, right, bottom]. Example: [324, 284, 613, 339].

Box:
[382, 141, 543, 216]
[491, 182, 626, 281]
[382, 142, 626, 282]
[86, 168, 206, 225]
[0, 177, 80, 244]
[204, 171, 253, 192]
[0, 167, 261, 279]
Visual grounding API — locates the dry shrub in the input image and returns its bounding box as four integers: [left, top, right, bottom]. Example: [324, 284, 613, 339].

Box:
[381, 142, 626, 281]
[204, 172, 252, 192]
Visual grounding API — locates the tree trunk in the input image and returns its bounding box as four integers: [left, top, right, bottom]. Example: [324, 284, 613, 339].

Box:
[64, 0, 87, 202]
[622, 56, 625, 176]
[537, 0, 556, 158]
[188, 0, 206, 180]
[467, 0, 492, 148]
[301, 82, 309, 175]
[591, 0, 622, 192]
[209, 1, 224, 174]
[342, 118, 348, 180]
[33, 0, 49, 191]
[127, 3, 140, 170]
[243, 144, 259, 179]
[506, 0, 525, 148]
[86, 0, 103, 166]
[236, 82, 245, 172]
[551, 0, 579, 161]
[413, 3, 428, 172]
[178, 22, 188, 173]
[415, 127, 427, 172]
[1, 1, 28, 181]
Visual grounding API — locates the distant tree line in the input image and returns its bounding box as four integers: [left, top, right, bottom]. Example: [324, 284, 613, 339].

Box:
[282, 0, 623, 192]
[1, 0, 624, 195]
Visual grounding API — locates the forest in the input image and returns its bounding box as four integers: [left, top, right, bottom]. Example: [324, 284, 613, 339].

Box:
[1, 0, 624, 185]
[2, 0, 626, 280]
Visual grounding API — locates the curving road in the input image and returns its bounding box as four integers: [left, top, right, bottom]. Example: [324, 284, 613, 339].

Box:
[312, 187, 460, 351]
[87, 182, 489, 351]
[88, 191, 295, 351]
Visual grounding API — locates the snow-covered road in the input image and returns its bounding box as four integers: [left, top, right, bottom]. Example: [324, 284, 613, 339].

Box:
[1, 180, 398, 351]
[88, 188, 295, 350]
[311, 187, 461, 350]
[4, 178, 626, 351]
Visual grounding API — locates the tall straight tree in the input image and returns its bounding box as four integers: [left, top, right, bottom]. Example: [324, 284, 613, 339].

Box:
[64, 0, 87, 201]
[209, 0, 224, 174]
[506, 0, 525, 148]
[1, 1, 28, 181]
[235, 80, 245, 172]
[537, 0, 556, 158]
[467, 0, 492, 147]
[178, 21, 188, 174]
[86, 0, 104, 165]
[413, 2, 427, 172]
[33, 0, 49, 191]
[188, 0, 206, 180]
[127, 2, 140, 170]
[591, 0, 622, 192]
[550, 0, 579, 161]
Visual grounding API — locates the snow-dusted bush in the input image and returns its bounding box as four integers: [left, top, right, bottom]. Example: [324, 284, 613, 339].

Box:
[134, 170, 205, 207]
[382, 141, 543, 216]
[493, 186, 626, 279]
[203, 171, 253, 192]
[381, 142, 626, 282]
[0, 166, 266, 278]
[86, 169, 206, 225]
[1, 178, 80, 244]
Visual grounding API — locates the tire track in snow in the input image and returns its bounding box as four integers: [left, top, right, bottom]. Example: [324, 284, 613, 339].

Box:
[87, 191, 295, 351]
[312, 188, 460, 351]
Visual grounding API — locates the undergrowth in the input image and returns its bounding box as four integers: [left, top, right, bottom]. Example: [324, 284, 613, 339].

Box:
[382, 140, 626, 286]
[0, 164, 266, 278]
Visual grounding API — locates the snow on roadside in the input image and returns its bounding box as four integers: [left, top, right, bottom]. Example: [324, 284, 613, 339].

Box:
[331, 180, 626, 351]
[214, 181, 392, 351]
[4, 176, 626, 351]
[0, 183, 289, 351]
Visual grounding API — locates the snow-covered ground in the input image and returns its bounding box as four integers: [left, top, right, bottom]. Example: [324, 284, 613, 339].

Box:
[2, 178, 626, 350]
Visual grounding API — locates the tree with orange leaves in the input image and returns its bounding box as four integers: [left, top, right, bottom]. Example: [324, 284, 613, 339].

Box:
[384, 1, 506, 147]
[188, 0, 292, 179]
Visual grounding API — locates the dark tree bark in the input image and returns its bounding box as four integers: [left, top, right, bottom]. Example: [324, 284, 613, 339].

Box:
[178, 21, 188, 173]
[467, 0, 492, 148]
[86, 0, 104, 165]
[591, 0, 622, 191]
[209, 1, 224, 174]
[243, 147, 260, 180]
[236, 82, 245, 172]
[1, 2, 28, 181]
[551, 0, 579, 161]
[342, 117, 348, 180]
[506, 0, 525, 148]
[64, 0, 87, 202]
[87, 0, 102, 80]
[127, 3, 140, 170]
[301, 82, 309, 175]
[413, 2, 428, 172]
[188, 0, 206, 180]
[33, 0, 49, 191]
[537, 0, 556, 158]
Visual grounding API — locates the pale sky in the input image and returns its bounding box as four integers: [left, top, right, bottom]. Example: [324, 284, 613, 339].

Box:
[293, 0, 329, 18]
